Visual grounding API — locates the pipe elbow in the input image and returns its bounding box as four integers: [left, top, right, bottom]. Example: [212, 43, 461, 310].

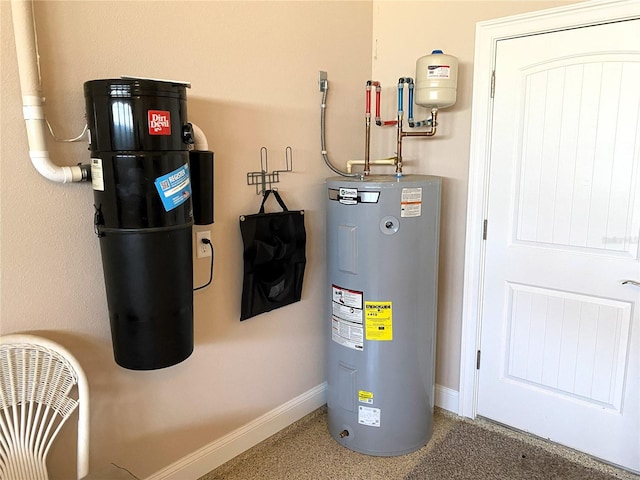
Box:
[29, 151, 85, 183]
[345, 159, 361, 174]
[190, 122, 209, 151]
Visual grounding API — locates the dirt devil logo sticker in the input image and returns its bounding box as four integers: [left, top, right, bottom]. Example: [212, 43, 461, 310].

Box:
[148, 110, 171, 135]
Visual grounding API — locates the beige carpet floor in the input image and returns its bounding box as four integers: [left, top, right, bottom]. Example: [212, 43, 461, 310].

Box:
[200, 407, 638, 480]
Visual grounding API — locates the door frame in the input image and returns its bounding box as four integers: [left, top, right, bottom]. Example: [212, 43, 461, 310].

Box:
[459, 0, 640, 419]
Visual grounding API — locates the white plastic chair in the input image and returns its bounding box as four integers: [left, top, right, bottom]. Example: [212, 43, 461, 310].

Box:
[0, 334, 89, 480]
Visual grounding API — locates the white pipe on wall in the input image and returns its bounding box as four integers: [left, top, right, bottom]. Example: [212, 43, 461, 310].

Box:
[11, 0, 86, 183]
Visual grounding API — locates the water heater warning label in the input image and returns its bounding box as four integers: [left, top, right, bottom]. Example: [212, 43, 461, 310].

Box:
[358, 390, 374, 404]
[365, 301, 393, 341]
[401, 187, 423, 218]
[331, 285, 364, 351]
[358, 406, 381, 427]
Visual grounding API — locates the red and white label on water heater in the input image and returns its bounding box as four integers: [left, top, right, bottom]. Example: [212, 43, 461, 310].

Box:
[148, 110, 171, 135]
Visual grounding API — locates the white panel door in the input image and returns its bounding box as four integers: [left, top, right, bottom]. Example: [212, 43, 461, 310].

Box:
[478, 19, 640, 472]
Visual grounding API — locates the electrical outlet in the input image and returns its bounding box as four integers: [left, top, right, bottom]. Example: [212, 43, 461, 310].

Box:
[196, 231, 212, 258]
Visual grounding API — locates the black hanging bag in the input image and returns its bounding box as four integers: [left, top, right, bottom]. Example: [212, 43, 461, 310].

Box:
[239, 190, 306, 320]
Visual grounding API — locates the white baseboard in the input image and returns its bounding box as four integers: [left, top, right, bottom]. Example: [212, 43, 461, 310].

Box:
[435, 384, 459, 414]
[146, 383, 328, 480]
[146, 382, 459, 480]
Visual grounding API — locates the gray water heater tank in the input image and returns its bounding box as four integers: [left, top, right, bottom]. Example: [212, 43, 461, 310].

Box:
[326, 175, 441, 456]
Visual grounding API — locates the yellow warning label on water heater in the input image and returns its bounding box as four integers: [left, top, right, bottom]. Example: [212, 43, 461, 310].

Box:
[365, 301, 392, 341]
[358, 390, 374, 404]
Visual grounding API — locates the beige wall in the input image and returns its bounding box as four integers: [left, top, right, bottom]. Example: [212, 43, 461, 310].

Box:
[1, 1, 371, 477]
[1, 0, 583, 477]
[370, 0, 579, 390]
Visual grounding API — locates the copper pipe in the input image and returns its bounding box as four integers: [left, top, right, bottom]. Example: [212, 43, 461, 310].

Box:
[396, 109, 438, 175]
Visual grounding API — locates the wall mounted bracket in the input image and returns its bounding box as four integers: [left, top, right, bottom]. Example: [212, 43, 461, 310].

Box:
[247, 146, 293, 195]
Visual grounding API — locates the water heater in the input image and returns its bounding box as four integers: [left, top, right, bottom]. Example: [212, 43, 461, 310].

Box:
[326, 175, 441, 456]
[84, 78, 211, 370]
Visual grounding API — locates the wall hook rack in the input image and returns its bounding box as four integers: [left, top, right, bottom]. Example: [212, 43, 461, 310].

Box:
[247, 146, 293, 195]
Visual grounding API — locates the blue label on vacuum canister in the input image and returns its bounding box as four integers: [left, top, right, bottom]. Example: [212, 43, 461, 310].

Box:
[154, 163, 192, 211]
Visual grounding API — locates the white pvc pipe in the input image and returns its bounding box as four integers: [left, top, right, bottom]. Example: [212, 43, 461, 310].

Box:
[11, 0, 84, 183]
[191, 122, 209, 151]
[346, 158, 397, 174]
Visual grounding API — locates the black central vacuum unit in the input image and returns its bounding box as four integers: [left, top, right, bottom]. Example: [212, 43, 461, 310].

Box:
[84, 78, 213, 370]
